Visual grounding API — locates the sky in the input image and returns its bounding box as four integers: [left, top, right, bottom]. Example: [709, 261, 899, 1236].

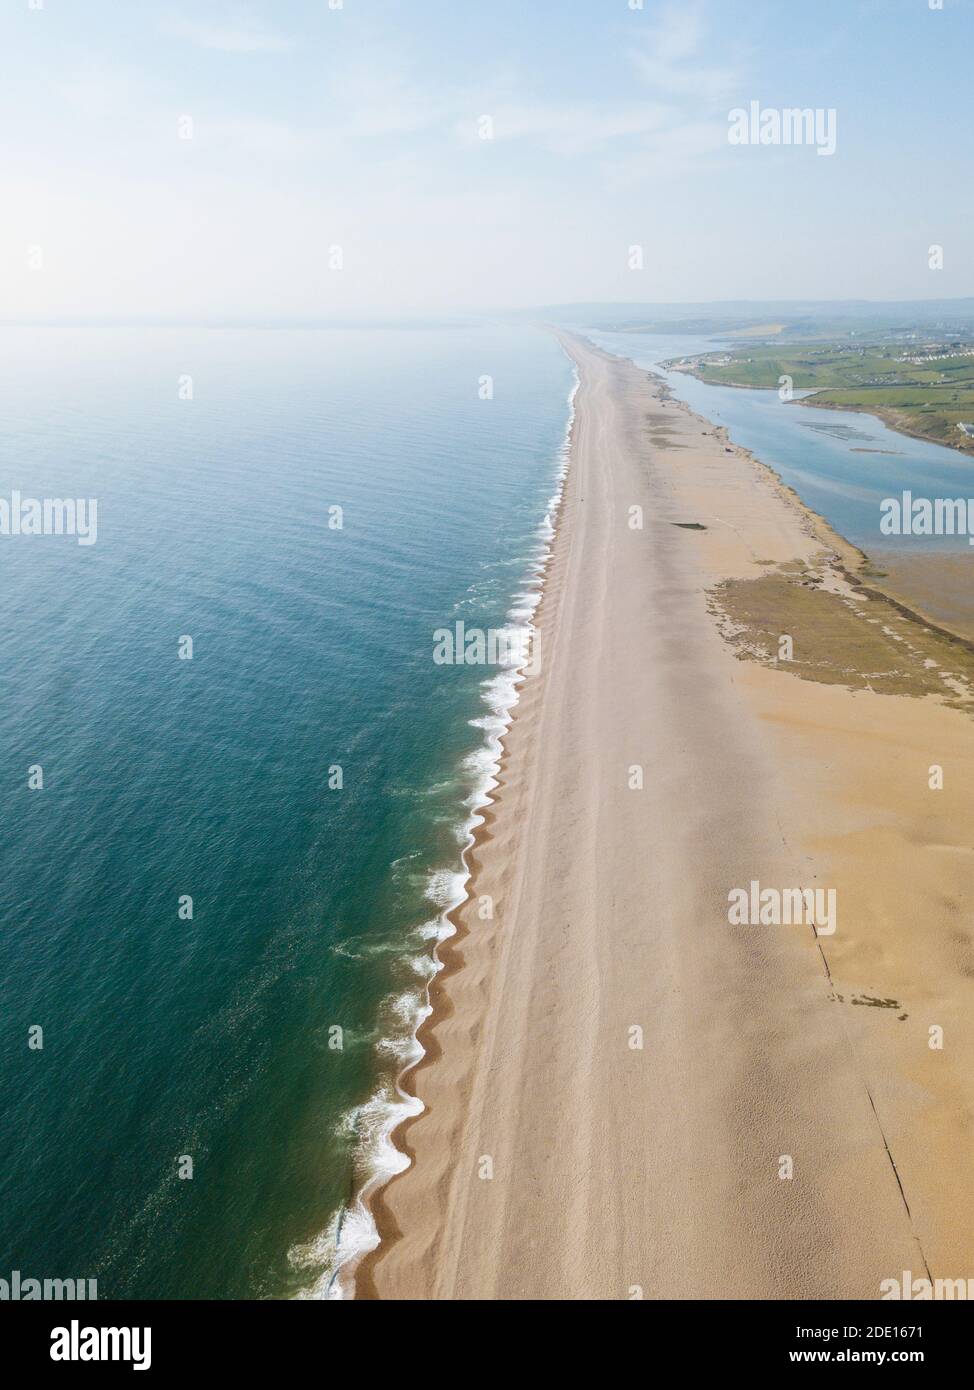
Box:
[1, 0, 972, 321]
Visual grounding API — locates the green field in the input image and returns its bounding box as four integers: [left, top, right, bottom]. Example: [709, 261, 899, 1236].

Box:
[684, 343, 974, 455]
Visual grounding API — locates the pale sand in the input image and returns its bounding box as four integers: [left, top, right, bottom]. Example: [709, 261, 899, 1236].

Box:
[359, 333, 974, 1300]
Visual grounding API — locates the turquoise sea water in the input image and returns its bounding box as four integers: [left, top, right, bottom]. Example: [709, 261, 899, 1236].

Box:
[586, 330, 974, 558]
[0, 324, 573, 1299]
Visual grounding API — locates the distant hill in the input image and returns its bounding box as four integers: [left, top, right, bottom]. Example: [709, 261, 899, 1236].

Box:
[531, 300, 974, 342]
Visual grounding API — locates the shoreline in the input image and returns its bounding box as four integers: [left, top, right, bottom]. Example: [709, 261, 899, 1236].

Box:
[709, 423, 974, 657]
[660, 354, 974, 646]
[360, 331, 974, 1300]
[347, 369, 578, 1299]
[354, 720, 527, 1299]
[603, 347, 972, 650]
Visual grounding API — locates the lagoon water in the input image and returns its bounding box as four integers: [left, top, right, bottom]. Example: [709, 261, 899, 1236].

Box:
[0, 324, 573, 1298]
[586, 330, 974, 560]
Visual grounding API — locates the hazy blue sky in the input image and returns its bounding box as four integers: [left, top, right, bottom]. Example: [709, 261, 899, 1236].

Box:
[2, 0, 972, 319]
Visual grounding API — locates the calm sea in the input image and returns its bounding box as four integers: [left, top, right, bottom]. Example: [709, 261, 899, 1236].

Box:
[0, 324, 573, 1299]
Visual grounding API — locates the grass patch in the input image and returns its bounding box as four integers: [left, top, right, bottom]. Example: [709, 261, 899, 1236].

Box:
[708, 561, 974, 706]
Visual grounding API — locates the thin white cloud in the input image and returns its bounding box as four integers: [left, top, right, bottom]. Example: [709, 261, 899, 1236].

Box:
[205, 117, 314, 158]
[438, 5, 741, 175]
[630, 2, 740, 109]
[459, 102, 675, 156]
[330, 66, 447, 138]
[159, 14, 293, 54]
[602, 119, 730, 186]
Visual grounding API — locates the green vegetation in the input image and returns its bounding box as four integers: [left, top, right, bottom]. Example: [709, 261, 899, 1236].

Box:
[708, 558, 974, 708]
[682, 342, 974, 456]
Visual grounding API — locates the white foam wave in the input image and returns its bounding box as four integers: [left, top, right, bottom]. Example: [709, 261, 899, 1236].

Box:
[296, 365, 580, 1300]
[289, 1078, 424, 1300]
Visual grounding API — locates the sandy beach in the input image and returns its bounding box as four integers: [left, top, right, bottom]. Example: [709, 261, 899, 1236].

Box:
[359, 332, 974, 1301]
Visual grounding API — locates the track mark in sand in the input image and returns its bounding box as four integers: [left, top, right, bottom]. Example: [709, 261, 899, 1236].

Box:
[710, 514, 767, 566]
[864, 1086, 933, 1284]
[760, 763, 927, 1278]
[810, 932, 933, 1282]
